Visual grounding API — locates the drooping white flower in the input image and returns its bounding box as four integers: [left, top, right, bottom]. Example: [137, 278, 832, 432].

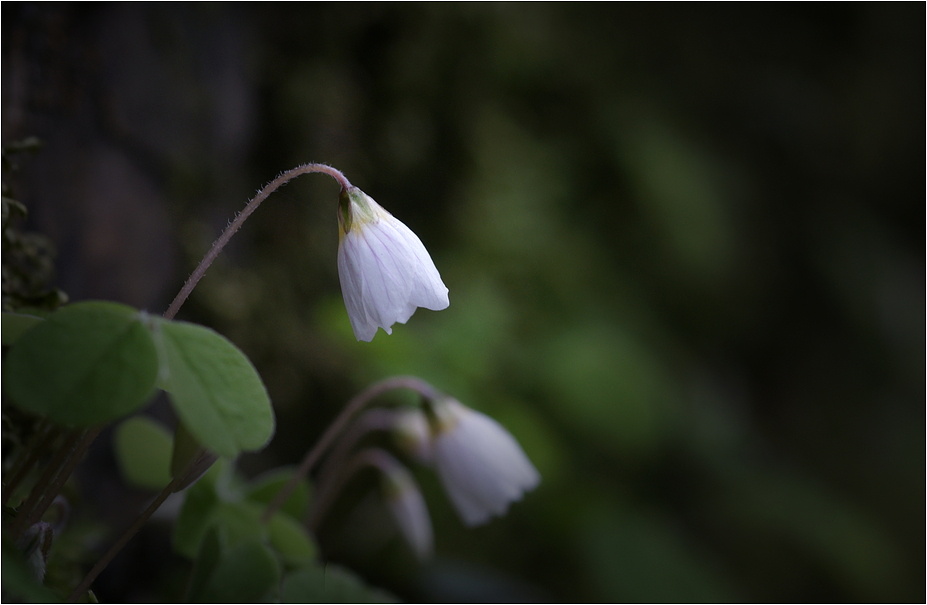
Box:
[392, 407, 434, 465]
[381, 462, 434, 560]
[337, 187, 449, 342]
[427, 398, 540, 527]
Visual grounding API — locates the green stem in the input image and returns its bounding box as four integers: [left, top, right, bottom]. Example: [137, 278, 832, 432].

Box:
[163, 163, 352, 320]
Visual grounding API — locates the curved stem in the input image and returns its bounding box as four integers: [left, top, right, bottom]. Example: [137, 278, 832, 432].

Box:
[55, 163, 350, 599]
[307, 447, 404, 531]
[164, 163, 353, 320]
[261, 376, 440, 523]
[314, 408, 401, 492]
[66, 448, 209, 603]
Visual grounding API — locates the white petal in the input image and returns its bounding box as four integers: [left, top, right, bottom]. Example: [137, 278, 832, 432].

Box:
[337, 191, 449, 341]
[388, 486, 434, 560]
[393, 409, 434, 464]
[432, 402, 540, 527]
[338, 236, 379, 341]
[386, 218, 449, 311]
[362, 219, 418, 323]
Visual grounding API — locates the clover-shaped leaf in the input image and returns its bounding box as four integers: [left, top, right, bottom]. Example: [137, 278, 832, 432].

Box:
[3, 301, 159, 426]
[154, 319, 274, 459]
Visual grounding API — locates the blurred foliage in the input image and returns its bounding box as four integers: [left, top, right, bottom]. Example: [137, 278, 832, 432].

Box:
[2, 138, 68, 313]
[2, 3, 923, 603]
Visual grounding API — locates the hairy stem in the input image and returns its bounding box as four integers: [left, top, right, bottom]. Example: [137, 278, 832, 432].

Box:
[164, 163, 352, 320]
[261, 376, 440, 523]
[62, 163, 352, 600]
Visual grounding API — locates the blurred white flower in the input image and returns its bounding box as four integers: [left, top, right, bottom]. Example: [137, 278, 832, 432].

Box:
[428, 398, 540, 527]
[17, 521, 53, 583]
[337, 187, 449, 342]
[381, 462, 434, 560]
[392, 408, 434, 464]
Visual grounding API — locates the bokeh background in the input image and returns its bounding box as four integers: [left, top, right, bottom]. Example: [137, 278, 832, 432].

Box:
[3, 3, 924, 602]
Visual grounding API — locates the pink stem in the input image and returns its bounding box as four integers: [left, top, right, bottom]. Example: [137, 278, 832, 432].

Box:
[260, 376, 440, 523]
[164, 163, 352, 320]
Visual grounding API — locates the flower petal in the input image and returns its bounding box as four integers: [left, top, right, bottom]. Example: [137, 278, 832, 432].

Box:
[431, 401, 540, 527]
[387, 481, 434, 560]
[337, 188, 449, 341]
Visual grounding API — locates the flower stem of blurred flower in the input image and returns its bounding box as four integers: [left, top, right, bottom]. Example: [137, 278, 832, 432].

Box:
[260, 375, 440, 523]
[313, 408, 405, 495]
[307, 447, 433, 560]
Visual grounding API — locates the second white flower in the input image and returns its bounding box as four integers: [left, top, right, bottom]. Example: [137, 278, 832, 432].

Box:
[428, 398, 541, 527]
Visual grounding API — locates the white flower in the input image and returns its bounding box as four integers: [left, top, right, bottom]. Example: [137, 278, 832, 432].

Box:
[382, 463, 434, 560]
[392, 408, 434, 464]
[337, 187, 449, 342]
[428, 398, 540, 527]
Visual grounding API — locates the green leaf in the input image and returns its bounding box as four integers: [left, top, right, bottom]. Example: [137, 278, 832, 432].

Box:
[244, 468, 312, 520]
[171, 421, 203, 479]
[267, 512, 317, 567]
[200, 539, 281, 604]
[153, 319, 274, 458]
[2, 301, 159, 426]
[173, 472, 267, 559]
[113, 417, 173, 490]
[211, 501, 267, 549]
[1, 312, 44, 345]
[282, 564, 398, 603]
[170, 422, 218, 492]
[242, 470, 316, 567]
[186, 527, 221, 603]
[173, 462, 224, 558]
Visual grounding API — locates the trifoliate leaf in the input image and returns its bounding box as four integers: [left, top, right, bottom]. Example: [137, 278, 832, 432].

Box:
[153, 319, 274, 458]
[1, 312, 43, 345]
[114, 416, 173, 490]
[3, 301, 158, 426]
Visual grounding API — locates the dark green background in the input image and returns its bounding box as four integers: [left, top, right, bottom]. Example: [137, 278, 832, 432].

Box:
[3, 3, 923, 602]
